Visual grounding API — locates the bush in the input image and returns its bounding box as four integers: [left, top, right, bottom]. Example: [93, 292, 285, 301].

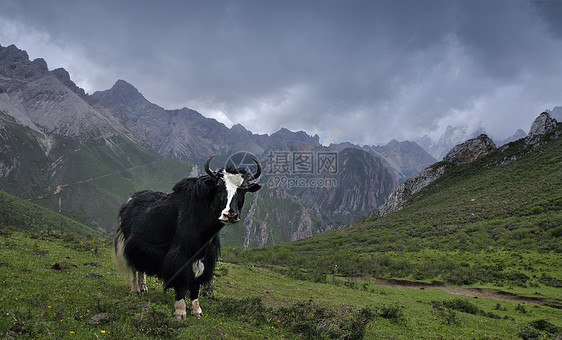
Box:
[432, 306, 459, 325]
[519, 319, 561, 339]
[275, 301, 375, 339]
[212, 296, 376, 339]
[432, 299, 500, 319]
[376, 304, 405, 323]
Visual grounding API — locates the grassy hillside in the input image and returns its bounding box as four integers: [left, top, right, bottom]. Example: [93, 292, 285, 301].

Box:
[0, 114, 194, 235]
[35, 150, 193, 234]
[0, 113, 50, 198]
[1, 229, 560, 339]
[226, 128, 562, 300]
[0, 190, 101, 237]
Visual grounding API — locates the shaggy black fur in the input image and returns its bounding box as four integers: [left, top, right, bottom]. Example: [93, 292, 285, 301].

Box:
[115, 168, 260, 304]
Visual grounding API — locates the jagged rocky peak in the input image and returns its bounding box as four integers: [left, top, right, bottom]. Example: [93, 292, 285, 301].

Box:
[443, 134, 496, 165]
[528, 112, 557, 140]
[109, 79, 145, 102]
[269, 127, 321, 148]
[93, 79, 145, 104]
[0, 44, 49, 79]
[51, 68, 86, 98]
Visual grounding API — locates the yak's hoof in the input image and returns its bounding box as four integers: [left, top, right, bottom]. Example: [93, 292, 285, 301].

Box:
[174, 310, 187, 320]
[190, 299, 203, 317]
[174, 299, 187, 320]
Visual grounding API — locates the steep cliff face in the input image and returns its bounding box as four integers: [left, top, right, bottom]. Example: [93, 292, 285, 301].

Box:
[223, 148, 396, 247]
[379, 163, 449, 216]
[329, 139, 436, 184]
[317, 148, 395, 223]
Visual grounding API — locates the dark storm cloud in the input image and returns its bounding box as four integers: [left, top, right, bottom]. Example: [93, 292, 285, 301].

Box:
[0, 0, 560, 145]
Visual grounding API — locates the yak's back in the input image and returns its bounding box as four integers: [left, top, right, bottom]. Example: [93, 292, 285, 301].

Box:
[118, 190, 176, 242]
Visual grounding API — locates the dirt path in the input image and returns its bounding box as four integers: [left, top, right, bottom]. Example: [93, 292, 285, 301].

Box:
[374, 278, 561, 309]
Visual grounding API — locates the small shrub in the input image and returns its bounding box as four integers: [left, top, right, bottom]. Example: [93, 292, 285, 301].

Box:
[538, 273, 562, 287]
[528, 319, 560, 334]
[376, 304, 405, 323]
[515, 304, 527, 314]
[518, 326, 541, 340]
[518, 319, 560, 339]
[215, 296, 267, 323]
[432, 306, 459, 325]
[432, 299, 500, 319]
[504, 271, 530, 287]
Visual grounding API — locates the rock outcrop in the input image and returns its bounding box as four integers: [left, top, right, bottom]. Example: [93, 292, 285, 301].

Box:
[443, 134, 496, 165]
[527, 112, 558, 144]
[380, 134, 496, 217]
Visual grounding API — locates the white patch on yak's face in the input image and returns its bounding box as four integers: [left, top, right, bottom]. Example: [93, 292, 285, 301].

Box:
[218, 171, 245, 223]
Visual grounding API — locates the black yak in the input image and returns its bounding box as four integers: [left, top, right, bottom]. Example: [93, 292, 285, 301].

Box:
[115, 155, 261, 318]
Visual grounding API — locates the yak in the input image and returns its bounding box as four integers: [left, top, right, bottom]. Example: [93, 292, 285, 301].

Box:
[114, 155, 261, 318]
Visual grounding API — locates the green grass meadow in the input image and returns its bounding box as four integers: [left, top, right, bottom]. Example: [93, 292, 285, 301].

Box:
[1, 227, 560, 339]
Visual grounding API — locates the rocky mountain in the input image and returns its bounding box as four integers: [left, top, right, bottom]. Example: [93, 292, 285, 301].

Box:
[329, 139, 436, 183]
[0, 45, 117, 143]
[89, 80, 264, 161]
[527, 112, 558, 143]
[89, 81, 325, 163]
[0, 44, 193, 234]
[222, 147, 396, 248]
[381, 112, 560, 216]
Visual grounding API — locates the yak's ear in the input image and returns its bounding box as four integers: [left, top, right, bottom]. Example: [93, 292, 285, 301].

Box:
[247, 183, 261, 193]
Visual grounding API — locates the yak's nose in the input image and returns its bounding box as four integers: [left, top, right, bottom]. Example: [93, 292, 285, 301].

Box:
[227, 211, 239, 222]
[219, 211, 240, 223]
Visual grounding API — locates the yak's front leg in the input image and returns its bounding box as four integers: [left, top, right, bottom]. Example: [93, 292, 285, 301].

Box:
[174, 286, 188, 320]
[189, 282, 203, 317]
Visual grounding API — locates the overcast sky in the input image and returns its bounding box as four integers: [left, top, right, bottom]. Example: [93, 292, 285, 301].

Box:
[1, 0, 561, 146]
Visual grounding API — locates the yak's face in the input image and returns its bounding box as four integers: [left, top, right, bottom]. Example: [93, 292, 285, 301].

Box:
[216, 169, 261, 224]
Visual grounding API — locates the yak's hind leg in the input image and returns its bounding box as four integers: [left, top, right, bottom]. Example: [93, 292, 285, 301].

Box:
[138, 272, 148, 293]
[128, 270, 141, 295]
